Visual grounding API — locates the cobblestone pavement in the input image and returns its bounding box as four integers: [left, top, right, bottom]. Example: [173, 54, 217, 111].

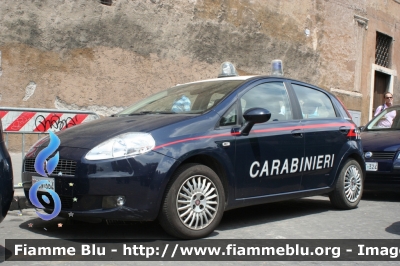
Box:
[1, 191, 399, 265]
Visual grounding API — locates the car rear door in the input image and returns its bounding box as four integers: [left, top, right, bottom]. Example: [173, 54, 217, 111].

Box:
[290, 82, 350, 190]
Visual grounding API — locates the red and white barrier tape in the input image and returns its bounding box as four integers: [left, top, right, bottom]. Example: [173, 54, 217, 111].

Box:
[0, 110, 98, 133]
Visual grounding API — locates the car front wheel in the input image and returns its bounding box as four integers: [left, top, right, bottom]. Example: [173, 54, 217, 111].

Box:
[159, 163, 225, 239]
[329, 159, 363, 209]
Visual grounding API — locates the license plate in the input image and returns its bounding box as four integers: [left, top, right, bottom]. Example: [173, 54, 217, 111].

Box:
[366, 162, 378, 171]
[32, 176, 55, 192]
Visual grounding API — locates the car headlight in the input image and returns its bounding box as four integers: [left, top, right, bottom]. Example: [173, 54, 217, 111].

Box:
[85, 133, 155, 160]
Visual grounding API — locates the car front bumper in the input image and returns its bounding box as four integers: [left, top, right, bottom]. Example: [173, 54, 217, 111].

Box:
[364, 171, 400, 191]
[22, 151, 176, 221]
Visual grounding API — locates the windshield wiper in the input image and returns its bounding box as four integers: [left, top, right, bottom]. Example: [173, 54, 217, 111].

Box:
[128, 111, 155, 115]
[128, 111, 176, 115]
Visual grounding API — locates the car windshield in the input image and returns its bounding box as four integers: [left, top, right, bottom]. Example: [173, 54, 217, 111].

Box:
[117, 80, 244, 115]
[366, 106, 400, 130]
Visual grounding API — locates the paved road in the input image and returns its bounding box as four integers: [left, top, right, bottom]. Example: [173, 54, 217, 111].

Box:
[1, 191, 399, 265]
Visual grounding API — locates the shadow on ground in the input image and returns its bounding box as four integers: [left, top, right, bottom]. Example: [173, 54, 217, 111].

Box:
[362, 191, 400, 202]
[385, 221, 400, 236]
[16, 196, 334, 240]
[218, 196, 333, 231]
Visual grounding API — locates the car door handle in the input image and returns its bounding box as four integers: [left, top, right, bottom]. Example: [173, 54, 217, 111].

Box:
[291, 129, 303, 138]
[339, 126, 350, 135]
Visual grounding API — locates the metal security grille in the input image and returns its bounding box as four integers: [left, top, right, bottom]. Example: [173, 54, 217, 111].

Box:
[375, 32, 392, 68]
[24, 158, 77, 176]
[369, 152, 396, 160]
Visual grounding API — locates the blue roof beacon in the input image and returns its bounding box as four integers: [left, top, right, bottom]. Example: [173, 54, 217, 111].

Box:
[271, 59, 284, 76]
[218, 62, 239, 78]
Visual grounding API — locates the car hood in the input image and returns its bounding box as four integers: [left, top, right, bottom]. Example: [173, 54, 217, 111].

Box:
[361, 130, 400, 152]
[46, 115, 195, 149]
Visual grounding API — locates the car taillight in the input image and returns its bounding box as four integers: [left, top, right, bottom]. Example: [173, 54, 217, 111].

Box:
[347, 128, 360, 139]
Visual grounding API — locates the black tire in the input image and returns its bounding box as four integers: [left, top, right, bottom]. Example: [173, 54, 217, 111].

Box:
[329, 159, 363, 209]
[159, 163, 225, 239]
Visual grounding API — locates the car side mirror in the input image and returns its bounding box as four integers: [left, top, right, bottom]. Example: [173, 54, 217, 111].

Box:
[240, 108, 271, 136]
[358, 126, 365, 132]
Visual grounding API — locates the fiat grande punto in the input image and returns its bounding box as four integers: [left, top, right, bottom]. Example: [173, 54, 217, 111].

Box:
[22, 63, 365, 239]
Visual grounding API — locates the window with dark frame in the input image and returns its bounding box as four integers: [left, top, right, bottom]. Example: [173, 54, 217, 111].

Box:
[375, 32, 392, 68]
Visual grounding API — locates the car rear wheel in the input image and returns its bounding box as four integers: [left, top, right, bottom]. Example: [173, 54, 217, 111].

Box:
[329, 159, 363, 209]
[159, 163, 225, 239]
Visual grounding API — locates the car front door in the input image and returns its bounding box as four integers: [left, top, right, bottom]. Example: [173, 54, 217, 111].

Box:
[234, 81, 305, 199]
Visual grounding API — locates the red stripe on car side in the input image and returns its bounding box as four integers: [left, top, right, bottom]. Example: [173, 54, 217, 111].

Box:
[154, 132, 241, 149]
[153, 122, 355, 150]
[253, 122, 354, 134]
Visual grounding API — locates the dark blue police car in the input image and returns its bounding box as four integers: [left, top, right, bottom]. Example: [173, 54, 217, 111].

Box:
[22, 63, 365, 239]
[0, 118, 14, 223]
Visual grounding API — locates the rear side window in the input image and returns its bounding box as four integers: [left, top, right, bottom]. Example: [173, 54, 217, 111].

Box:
[240, 82, 292, 122]
[292, 84, 337, 119]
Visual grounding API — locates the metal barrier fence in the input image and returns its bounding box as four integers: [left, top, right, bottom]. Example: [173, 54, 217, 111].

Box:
[0, 107, 100, 188]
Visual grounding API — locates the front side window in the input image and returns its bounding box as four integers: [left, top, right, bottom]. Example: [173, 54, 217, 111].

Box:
[117, 80, 243, 115]
[292, 84, 337, 119]
[220, 103, 237, 127]
[240, 82, 292, 122]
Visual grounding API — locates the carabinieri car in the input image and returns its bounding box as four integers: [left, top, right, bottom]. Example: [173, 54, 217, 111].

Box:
[22, 63, 365, 239]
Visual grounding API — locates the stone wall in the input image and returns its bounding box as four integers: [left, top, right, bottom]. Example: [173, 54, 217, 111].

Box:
[0, 0, 399, 147]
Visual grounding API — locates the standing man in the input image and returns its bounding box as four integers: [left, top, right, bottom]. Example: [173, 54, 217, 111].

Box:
[374, 92, 395, 127]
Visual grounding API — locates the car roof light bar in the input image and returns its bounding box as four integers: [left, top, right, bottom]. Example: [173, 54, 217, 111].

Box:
[218, 62, 239, 78]
[271, 59, 284, 76]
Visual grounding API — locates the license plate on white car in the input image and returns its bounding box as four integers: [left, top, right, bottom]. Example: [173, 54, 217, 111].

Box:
[366, 162, 378, 171]
[32, 176, 55, 192]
